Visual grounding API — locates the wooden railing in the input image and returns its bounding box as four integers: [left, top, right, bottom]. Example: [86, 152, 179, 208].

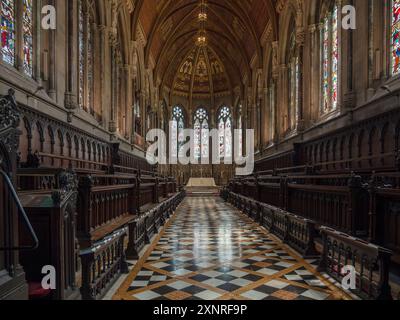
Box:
[226, 192, 319, 259]
[37, 152, 109, 171]
[139, 184, 156, 207]
[258, 175, 284, 208]
[286, 174, 369, 236]
[229, 173, 370, 237]
[126, 191, 185, 260]
[318, 227, 393, 300]
[80, 228, 129, 300]
[369, 173, 400, 257]
[225, 190, 394, 300]
[17, 167, 67, 191]
[126, 215, 147, 260]
[256, 106, 400, 175]
[77, 175, 137, 248]
[275, 165, 314, 176]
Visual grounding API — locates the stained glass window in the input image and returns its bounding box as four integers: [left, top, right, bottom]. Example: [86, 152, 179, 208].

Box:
[170, 120, 178, 158]
[178, 117, 185, 158]
[320, 4, 339, 115]
[219, 119, 225, 157]
[392, 0, 400, 75]
[1, 0, 16, 65]
[331, 5, 338, 109]
[171, 106, 185, 158]
[194, 118, 201, 159]
[218, 106, 232, 159]
[322, 17, 329, 112]
[225, 117, 232, 158]
[201, 119, 209, 159]
[193, 107, 209, 160]
[238, 105, 243, 157]
[22, 0, 33, 76]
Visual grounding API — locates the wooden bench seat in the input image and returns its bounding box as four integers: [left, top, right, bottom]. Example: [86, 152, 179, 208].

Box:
[90, 214, 136, 242]
[140, 202, 159, 214]
[16, 155, 183, 300]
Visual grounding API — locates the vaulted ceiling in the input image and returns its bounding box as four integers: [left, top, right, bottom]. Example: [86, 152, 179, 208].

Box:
[135, 0, 277, 96]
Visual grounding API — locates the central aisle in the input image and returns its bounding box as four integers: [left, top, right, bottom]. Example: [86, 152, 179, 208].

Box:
[114, 197, 349, 300]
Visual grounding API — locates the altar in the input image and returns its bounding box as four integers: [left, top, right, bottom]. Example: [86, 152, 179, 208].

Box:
[185, 178, 220, 197]
[186, 178, 217, 187]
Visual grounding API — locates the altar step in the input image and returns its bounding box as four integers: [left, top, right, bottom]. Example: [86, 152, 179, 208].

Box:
[185, 186, 220, 197]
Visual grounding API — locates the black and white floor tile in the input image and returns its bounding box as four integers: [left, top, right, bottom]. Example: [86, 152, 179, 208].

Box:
[114, 197, 350, 301]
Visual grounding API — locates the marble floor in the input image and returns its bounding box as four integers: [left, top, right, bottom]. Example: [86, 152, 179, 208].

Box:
[113, 197, 351, 301]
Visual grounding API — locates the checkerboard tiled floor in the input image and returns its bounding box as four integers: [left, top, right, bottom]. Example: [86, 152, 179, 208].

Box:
[113, 197, 350, 300]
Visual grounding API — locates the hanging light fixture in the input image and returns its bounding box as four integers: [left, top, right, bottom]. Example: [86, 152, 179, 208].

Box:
[196, 30, 207, 47]
[195, 0, 207, 46]
[198, 0, 207, 22]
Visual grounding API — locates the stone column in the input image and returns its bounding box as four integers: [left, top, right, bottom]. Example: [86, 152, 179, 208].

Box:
[367, 0, 375, 99]
[108, 32, 118, 135]
[124, 64, 133, 140]
[256, 98, 261, 151]
[271, 41, 280, 142]
[34, 0, 43, 86]
[139, 91, 145, 137]
[262, 87, 269, 149]
[308, 24, 318, 123]
[99, 25, 108, 127]
[92, 23, 100, 119]
[16, 0, 24, 73]
[342, 0, 356, 110]
[296, 26, 305, 132]
[64, 0, 79, 118]
[278, 64, 289, 136]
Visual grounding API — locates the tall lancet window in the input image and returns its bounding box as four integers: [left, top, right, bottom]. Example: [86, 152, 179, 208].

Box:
[218, 106, 232, 159]
[193, 107, 209, 160]
[1, 0, 36, 77]
[392, 0, 400, 75]
[22, 0, 33, 76]
[287, 26, 299, 132]
[320, 3, 339, 115]
[237, 105, 243, 157]
[78, 0, 94, 113]
[171, 106, 185, 158]
[1, 0, 16, 66]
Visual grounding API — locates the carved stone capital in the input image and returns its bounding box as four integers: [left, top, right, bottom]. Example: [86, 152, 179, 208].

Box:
[308, 24, 317, 34]
[109, 120, 117, 133]
[343, 91, 356, 110]
[296, 27, 306, 47]
[64, 92, 78, 111]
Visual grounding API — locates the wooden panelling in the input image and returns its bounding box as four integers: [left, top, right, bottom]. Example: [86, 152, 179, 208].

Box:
[0, 91, 29, 300]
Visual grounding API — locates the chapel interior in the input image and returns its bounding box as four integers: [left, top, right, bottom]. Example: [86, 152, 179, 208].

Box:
[1, 0, 400, 301]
